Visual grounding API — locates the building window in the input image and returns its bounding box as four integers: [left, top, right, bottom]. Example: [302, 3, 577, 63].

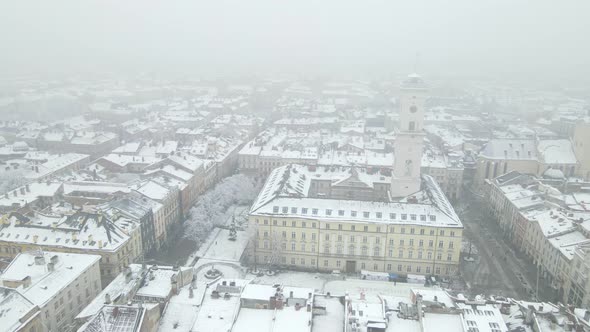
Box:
[363, 212, 370, 218]
[312, 208, 318, 215]
[324, 260, 328, 267]
[449, 242, 454, 249]
[398, 265, 402, 272]
[447, 254, 452, 261]
[362, 247, 368, 256]
[410, 215, 416, 221]
[438, 241, 444, 248]
[338, 210, 345, 216]
[409, 239, 414, 246]
[407, 265, 412, 272]
[428, 252, 432, 259]
[389, 249, 393, 257]
[301, 244, 306, 251]
[348, 246, 355, 256]
[390, 213, 396, 220]
[387, 264, 392, 270]
[302, 208, 308, 214]
[364, 225, 369, 231]
[363, 236, 367, 243]
[418, 251, 423, 259]
[419, 240, 423, 247]
[399, 250, 403, 258]
[291, 232, 296, 239]
[401, 214, 407, 220]
[426, 267, 431, 273]
[437, 253, 442, 260]
[376, 212, 382, 219]
[351, 225, 356, 231]
[302, 222, 306, 228]
[361, 263, 366, 269]
[351, 211, 357, 217]
[326, 209, 332, 216]
[291, 243, 296, 251]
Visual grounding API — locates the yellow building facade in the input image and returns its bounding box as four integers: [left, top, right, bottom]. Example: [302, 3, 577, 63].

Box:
[251, 215, 462, 276]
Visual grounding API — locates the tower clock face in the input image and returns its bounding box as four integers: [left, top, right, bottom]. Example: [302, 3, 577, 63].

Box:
[410, 105, 418, 113]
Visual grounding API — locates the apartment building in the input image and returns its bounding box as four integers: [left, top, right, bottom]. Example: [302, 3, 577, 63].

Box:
[1, 251, 101, 332]
[0, 210, 142, 286]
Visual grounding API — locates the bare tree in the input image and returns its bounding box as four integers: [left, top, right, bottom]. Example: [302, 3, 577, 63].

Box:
[266, 230, 284, 272]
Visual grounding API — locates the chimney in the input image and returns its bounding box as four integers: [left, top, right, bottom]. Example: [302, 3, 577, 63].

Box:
[189, 287, 194, 298]
[34, 255, 45, 265]
[88, 235, 93, 243]
[25, 184, 30, 192]
[105, 293, 111, 304]
[50, 255, 59, 265]
[416, 294, 423, 326]
[98, 240, 103, 249]
[21, 276, 32, 288]
[33, 235, 38, 243]
[19, 187, 25, 195]
[308, 292, 312, 300]
[290, 291, 293, 298]
[72, 233, 77, 241]
[584, 310, 590, 322]
[307, 303, 312, 312]
[47, 262, 54, 272]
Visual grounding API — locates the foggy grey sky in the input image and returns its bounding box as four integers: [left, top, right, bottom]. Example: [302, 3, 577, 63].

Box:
[1, 1, 589, 81]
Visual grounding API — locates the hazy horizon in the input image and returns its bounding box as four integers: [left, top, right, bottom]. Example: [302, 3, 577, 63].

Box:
[1, 1, 589, 84]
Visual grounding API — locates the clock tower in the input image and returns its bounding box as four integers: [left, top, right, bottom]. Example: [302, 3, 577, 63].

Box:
[391, 73, 428, 198]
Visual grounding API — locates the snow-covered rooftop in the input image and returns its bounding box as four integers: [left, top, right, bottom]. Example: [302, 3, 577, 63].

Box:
[1, 251, 100, 307]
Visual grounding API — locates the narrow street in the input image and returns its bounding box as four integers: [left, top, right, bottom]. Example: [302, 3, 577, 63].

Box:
[459, 193, 540, 300]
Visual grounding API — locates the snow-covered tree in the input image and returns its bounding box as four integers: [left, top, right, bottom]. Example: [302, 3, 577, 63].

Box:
[0, 168, 28, 195]
[183, 174, 258, 245]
